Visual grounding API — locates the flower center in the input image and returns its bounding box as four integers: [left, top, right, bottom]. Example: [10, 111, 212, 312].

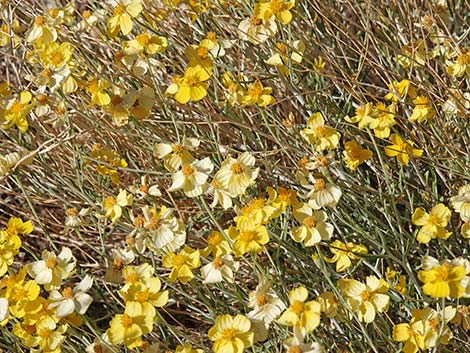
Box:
[213, 257, 224, 269]
[230, 162, 244, 174]
[221, 328, 237, 341]
[207, 32, 217, 41]
[360, 290, 371, 301]
[315, 126, 327, 137]
[314, 179, 326, 191]
[288, 346, 302, 353]
[181, 164, 195, 176]
[172, 144, 184, 154]
[46, 257, 57, 269]
[256, 293, 268, 306]
[239, 231, 256, 242]
[62, 287, 73, 298]
[250, 16, 262, 26]
[172, 254, 187, 267]
[120, 313, 133, 328]
[291, 300, 304, 315]
[302, 216, 317, 228]
[136, 289, 149, 302]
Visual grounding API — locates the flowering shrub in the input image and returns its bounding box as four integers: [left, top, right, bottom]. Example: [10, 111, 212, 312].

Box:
[1, 0, 470, 352]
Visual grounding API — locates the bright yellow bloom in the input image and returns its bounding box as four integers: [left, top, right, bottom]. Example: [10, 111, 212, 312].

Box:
[411, 203, 452, 243]
[393, 306, 456, 353]
[102, 189, 134, 224]
[170, 66, 211, 104]
[24, 317, 67, 353]
[107, 0, 143, 37]
[89, 144, 128, 184]
[255, 0, 295, 24]
[228, 221, 269, 257]
[7, 279, 41, 319]
[301, 112, 340, 151]
[0, 217, 32, 276]
[123, 33, 167, 55]
[119, 276, 168, 318]
[267, 186, 297, 218]
[338, 276, 390, 323]
[384, 134, 423, 165]
[409, 96, 435, 123]
[201, 231, 232, 257]
[418, 261, 465, 298]
[106, 302, 153, 349]
[241, 80, 275, 107]
[1, 91, 33, 131]
[162, 246, 200, 283]
[369, 102, 396, 138]
[277, 286, 321, 334]
[86, 78, 111, 107]
[324, 240, 368, 272]
[342, 140, 373, 171]
[174, 343, 203, 353]
[208, 314, 254, 353]
[234, 198, 276, 226]
[384, 80, 415, 102]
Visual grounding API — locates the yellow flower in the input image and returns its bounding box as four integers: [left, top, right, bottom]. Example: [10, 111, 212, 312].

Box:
[324, 240, 368, 272]
[277, 286, 321, 334]
[384, 134, 423, 166]
[369, 102, 396, 138]
[0, 217, 31, 276]
[234, 198, 276, 227]
[208, 314, 254, 353]
[171, 66, 211, 104]
[384, 80, 415, 102]
[184, 45, 214, 73]
[119, 276, 169, 318]
[342, 141, 373, 171]
[238, 16, 277, 44]
[394, 275, 407, 295]
[228, 221, 269, 257]
[201, 231, 232, 257]
[338, 276, 390, 323]
[2, 91, 33, 132]
[162, 246, 201, 283]
[215, 152, 259, 196]
[106, 302, 153, 349]
[88, 144, 128, 184]
[393, 306, 456, 353]
[241, 80, 275, 107]
[85, 78, 111, 107]
[7, 279, 41, 319]
[462, 221, 470, 238]
[24, 317, 67, 353]
[450, 185, 470, 221]
[123, 33, 167, 55]
[447, 50, 470, 77]
[168, 157, 214, 197]
[409, 96, 435, 123]
[345, 102, 377, 129]
[301, 112, 340, 151]
[175, 343, 203, 353]
[107, 0, 143, 37]
[102, 189, 134, 224]
[267, 186, 297, 218]
[411, 203, 452, 243]
[418, 261, 465, 298]
[255, 0, 295, 24]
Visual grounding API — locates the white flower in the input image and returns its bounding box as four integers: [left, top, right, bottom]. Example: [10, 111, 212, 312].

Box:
[169, 157, 214, 197]
[238, 17, 277, 44]
[450, 185, 470, 221]
[201, 255, 239, 284]
[49, 275, 93, 317]
[27, 247, 76, 291]
[247, 278, 286, 324]
[284, 330, 324, 353]
[298, 173, 342, 209]
[291, 209, 334, 247]
[216, 152, 259, 196]
[0, 298, 8, 322]
[153, 138, 200, 172]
